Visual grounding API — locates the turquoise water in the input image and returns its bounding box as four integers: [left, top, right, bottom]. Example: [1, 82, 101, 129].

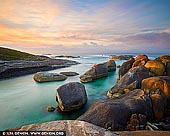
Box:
[0, 54, 164, 130]
[0, 55, 124, 130]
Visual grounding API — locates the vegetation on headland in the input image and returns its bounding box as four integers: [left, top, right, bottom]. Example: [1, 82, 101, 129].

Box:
[0, 47, 79, 80]
[0, 47, 49, 61]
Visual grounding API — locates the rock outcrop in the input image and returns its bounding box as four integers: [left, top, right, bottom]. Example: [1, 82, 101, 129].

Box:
[109, 55, 134, 60]
[118, 58, 135, 79]
[141, 76, 170, 120]
[107, 66, 153, 99]
[80, 63, 108, 83]
[56, 82, 87, 111]
[145, 60, 165, 76]
[80, 59, 116, 83]
[60, 72, 79, 76]
[141, 76, 170, 98]
[33, 72, 67, 82]
[8, 120, 117, 136]
[78, 89, 154, 131]
[103, 60, 116, 72]
[156, 55, 170, 76]
[132, 54, 149, 68]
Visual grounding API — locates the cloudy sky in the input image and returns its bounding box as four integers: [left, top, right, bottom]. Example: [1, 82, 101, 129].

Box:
[0, 0, 170, 55]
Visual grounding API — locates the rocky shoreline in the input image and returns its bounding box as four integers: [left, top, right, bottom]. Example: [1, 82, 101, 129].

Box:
[0, 59, 79, 80]
[3, 54, 170, 135]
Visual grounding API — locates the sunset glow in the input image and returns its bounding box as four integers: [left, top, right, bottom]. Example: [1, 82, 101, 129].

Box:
[0, 0, 170, 54]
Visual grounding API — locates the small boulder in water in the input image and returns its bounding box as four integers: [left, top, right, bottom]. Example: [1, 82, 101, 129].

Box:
[46, 106, 56, 112]
[33, 72, 67, 82]
[56, 82, 87, 111]
[80, 63, 108, 83]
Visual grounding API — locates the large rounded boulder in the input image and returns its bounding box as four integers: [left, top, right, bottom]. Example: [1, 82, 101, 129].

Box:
[107, 66, 153, 99]
[80, 63, 108, 83]
[56, 82, 87, 111]
[118, 58, 135, 79]
[78, 89, 154, 131]
[33, 72, 67, 82]
[156, 55, 170, 76]
[104, 60, 116, 72]
[132, 54, 149, 68]
[141, 76, 170, 97]
[141, 76, 170, 121]
[145, 60, 165, 76]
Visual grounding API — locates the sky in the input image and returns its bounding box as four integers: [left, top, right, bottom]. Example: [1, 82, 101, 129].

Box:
[0, 0, 170, 55]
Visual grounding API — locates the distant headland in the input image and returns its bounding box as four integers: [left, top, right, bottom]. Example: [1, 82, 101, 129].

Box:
[0, 47, 79, 80]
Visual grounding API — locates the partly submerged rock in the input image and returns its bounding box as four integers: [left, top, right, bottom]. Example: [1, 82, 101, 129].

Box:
[56, 82, 87, 111]
[78, 89, 154, 131]
[107, 66, 153, 99]
[109, 55, 134, 60]
[46, 106, 56, 112]
[145, 60, 165, 76]
[8, 120, 117, 136]
[103, 60, 116, 72]
[80, 63, 108, 83]
[60, 72, 79, 76]
[33, 72, 67, 82]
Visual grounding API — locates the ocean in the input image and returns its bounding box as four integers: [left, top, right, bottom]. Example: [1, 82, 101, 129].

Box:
[0, 53, 165, 130]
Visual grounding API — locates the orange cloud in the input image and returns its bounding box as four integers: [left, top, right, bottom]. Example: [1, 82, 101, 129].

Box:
[0, 24, 99, 46]
[162, 28, 170, 33]
[0, 0, 59, 27]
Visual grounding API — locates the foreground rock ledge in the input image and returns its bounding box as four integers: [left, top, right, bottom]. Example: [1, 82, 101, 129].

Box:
[8, 120, 117, 136]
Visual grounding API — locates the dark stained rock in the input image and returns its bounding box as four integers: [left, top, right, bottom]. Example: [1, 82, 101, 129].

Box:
[107, 66, 153, 99]
[103, 60, 116, 72]
[123, 81, 138, 94]
[145, 60, 165, 76]
[150, 94, 165, 121]
[78, 89, 154, 131]
[7, 120, 117, 136]
[118, 58, 135, 79]
[116, 65, 121, 68]
[80, 63, 108, 83]
[33, 72, 67, 82]
[56, 82, 87, 111]
[166, 62, 170, 76]
[60, 71, 79, 76]
[132, 54, 149, 68]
